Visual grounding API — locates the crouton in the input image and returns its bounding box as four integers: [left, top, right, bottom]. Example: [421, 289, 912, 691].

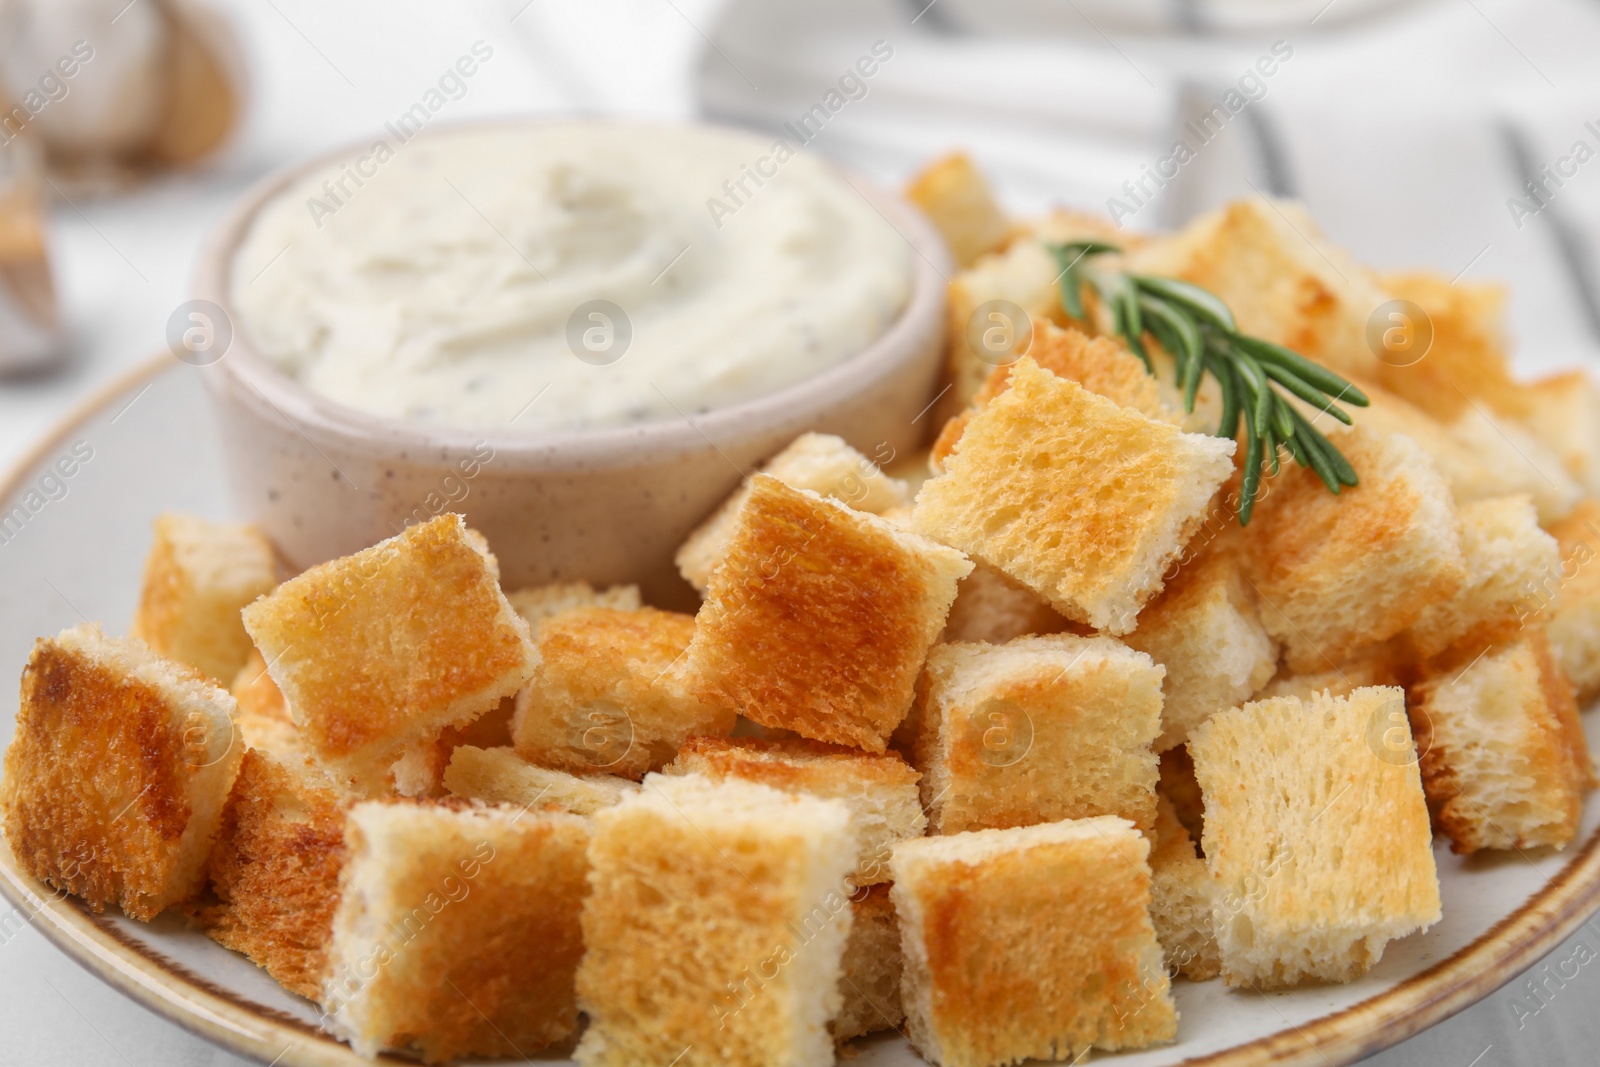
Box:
[1448, 406, 1582, 523]
[1407, 496, 1560, 660]
[1158, 746, 1205, 848]
[1547, 500, 1600, 703]
[1256, 645, 1404, 703]
[904, 152, 1014, 269]
[435, 696, 515, 753]
[1371, 272, 1522, 423]
[1149, 794, 1219, 981]
[913, 636, 1162, 834]
[575, 773, 857, 1067]
[229, 646, 303, 757]
[1, 624, 242, 920]
[832, 884, 905, 1042]
[202, 749, 350, 998]
[322, 801, 591, 1062]
[1411, 632, 1594, 853]
[940, 560, 1075, 645]
[1123, 197, 1386, 382]
[1124, 548, 1278, 751]
[505, 580, 642, 631]
[688, 476, 969, 752]
[677, 433, 912, 592]
[941, 238, 1062, 421]
[914, 358, 1235, 634]
[1520, 371, 1600, 497]
[513, 606, 731, 779]
[1188, 687, 1441, 988]
[130, 514, 277, 684]
[240, 514, 537, 791]
[443, 745, 638, 815]
[1244, 425, 1467, 672]
[890, 817, 1177, 1066]
[666, 735, 925, 885]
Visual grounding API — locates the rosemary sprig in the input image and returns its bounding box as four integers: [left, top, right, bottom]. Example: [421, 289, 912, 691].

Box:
[1048, 241, 1371, 524]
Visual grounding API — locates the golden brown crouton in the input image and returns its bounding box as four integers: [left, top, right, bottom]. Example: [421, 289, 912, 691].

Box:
[687, 476, 970, 752]
[1411, 631, 1594, 854]
[677, 433, 912, 593]
[575, 773, 857, 1067]
[913, 636, 1162, 834]
[1189, 687, 1441, 988]
[666, 735, 924, 885]
[130, 514, 277, 684]
[890, 818, 1177, 1066]
[939, 560, 1076, 645]
[1546, 499, 1600, 703]
[1244, 425, 1467, 672]
[1371, 272, 1523, 423]
[505, 580, 642, 631]
[1148, 794, 1219, 981]
[914, 358, 1235, 634]
[832, 884, 905, 1042]
[1158, 746, 1206, 848]
[201, 749, 350, 998]
[1256, 645, 1405, 704]
[1521, 370, 1600, 498]
[443, 745, 638, 814]
[904, 152, 1014, 269]
[940, 238, 1063, 421]
[240, 514, 537, 791]
[228, 646, 303, 757]
[513, 606, 731, 780]
[1, 624, 241, 920]
[322, 801, 591, 1063]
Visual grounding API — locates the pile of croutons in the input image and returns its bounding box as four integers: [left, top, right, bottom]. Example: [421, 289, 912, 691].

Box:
[3, 155, 1598, 1067]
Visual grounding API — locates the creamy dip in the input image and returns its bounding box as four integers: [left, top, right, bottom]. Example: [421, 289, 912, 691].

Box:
[230, 123, 912, 431]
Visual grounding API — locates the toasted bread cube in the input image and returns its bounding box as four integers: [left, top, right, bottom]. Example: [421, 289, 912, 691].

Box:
[666, 735, 925, 885]
[1521, 371, 1600, 497]
[941, 239, 1062, 421]
[229, 646, 303, 757]
[1256, 645, 1404, 704]
[832, 883, 905, 1042]
[1448, 406, 1583, 524]
[1371, 272, 1522, 423]
[506, 580, 642, 631]
[202, 749, 350, 997]
[1407, 495, 1560, 660]
[688, 476, 970, 752]
[1149, 794, 1219, 981]
[915, 359, 1235, 634]
[240, 514, 537, 789]
[130, 514, 277, 684]
[677, 433, 912, 593]
[513, 606, 731, 779]
[322, 801, 591, 1062]
[0, 624, 241, 920]
[444, 745, 638, 814]
[940, 560, 1075, 645]
[891, 818, 1177, 1066]
[1158, 746, 1206, 848]
[1189, 687, 1441, 988]
[1547, 500, 1600, 703]
[904, 152, 1013, 269]
[1245, 425, 1467, 672]
[1125, 549, 1278, 751]
[1125, 198, 1386, 382]
[1411, 632, 1594, 853]
[576, 773, 856, 1067]
[914, 636, 1162, 834]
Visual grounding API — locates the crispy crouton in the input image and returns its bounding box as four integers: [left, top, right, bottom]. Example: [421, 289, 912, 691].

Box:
[1158, 746, 1205, 848]
[1371, 272, 1523, 423]
[914, 358, 1235, 634]
[666, 735, 925, 885]
[904, 153, 1014, 269]
[1547, 500, 1600, 703]
[228, 646, 303, 757]
[1124, 548, 1278, 751]
[513, 606, 732, 779]
[322, 801, 591, 1062]
[1124, 197, 1386, 382]
[130, 514, 277, 684]
[443, 745, 638, 814]
[940, 560, 1075, 645]
[505, 580, 642, 631]
[575, 774, 857, 1067]
[832, 884, 905, 1042]
[202, 749, 350, 998]
[1149, 794, 1219, 981]
[1, 624, 241, 920]
[1411, 632, 1594, 853]
[1406, 496, 1560, 660]
[1244, 425, 1467, 672]
[941, 238, 1062, 421]
[1188, 687, 1441, 988]
[241, 514, 537, 791]
[914, 636, 1162, 834]
[677, 433, 912, 592]
[1520, 371, 1600, 497]
[688, 476, 970, 752]
[890, 817, 1177, 1066]
[1256, 645, 1404, 703]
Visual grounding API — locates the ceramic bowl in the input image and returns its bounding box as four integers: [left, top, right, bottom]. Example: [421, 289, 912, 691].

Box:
[191, 121, 951, 608]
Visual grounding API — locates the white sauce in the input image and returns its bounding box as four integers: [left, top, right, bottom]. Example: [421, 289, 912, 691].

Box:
[230, 123, 912, 431]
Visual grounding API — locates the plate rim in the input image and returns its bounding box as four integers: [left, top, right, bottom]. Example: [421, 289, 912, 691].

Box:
[1, 355, 1598, 1067]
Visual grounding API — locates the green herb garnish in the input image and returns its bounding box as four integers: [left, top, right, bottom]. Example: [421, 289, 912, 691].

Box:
[1049, 241, 1370, 524]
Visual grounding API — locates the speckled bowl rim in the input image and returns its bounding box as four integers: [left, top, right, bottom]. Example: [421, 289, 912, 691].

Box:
[192, 117, 953, 471]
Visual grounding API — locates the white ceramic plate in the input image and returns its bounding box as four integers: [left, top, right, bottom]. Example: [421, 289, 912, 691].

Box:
[2, 356, 1598, 1067]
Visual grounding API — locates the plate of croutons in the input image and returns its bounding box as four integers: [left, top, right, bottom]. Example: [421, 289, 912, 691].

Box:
[1, 152, 1598, 1067]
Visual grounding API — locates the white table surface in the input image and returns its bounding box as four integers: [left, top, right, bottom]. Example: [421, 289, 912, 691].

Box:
[1, 2, 1597, 1064]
